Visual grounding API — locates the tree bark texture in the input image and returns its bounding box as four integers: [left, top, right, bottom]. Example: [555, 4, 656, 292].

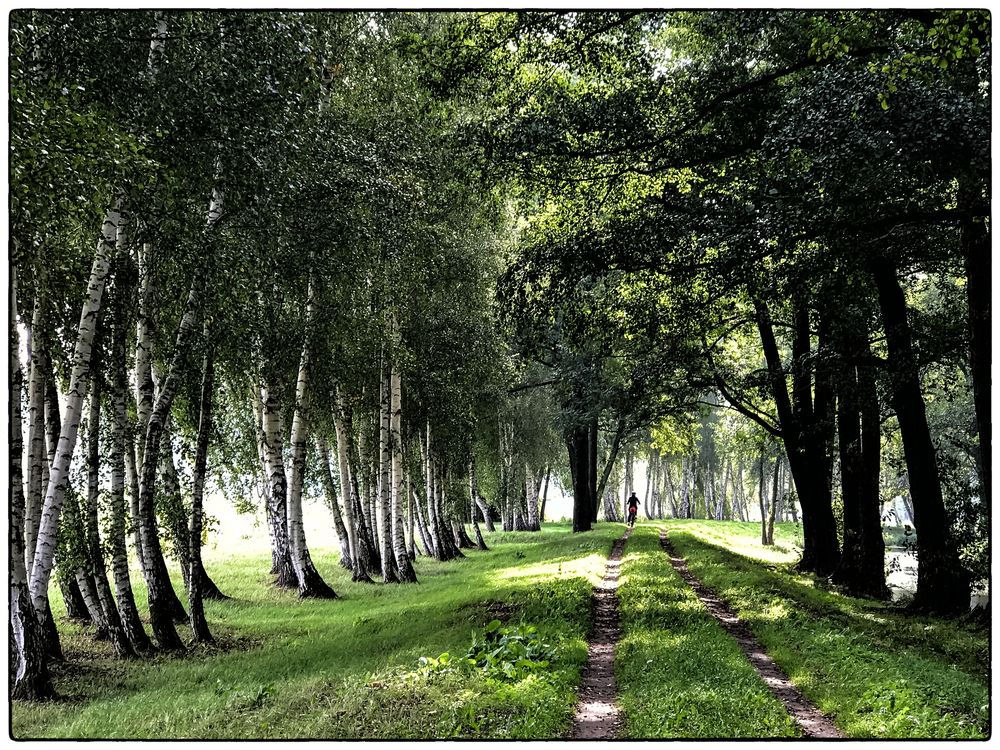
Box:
[29, 203, 119, 619]
[10, 272, 55, 699]
[188, 342, 216, 642]
[870, 257, 970, 614]
[753, 297, 840, 575]
[389, 353, 417, 581]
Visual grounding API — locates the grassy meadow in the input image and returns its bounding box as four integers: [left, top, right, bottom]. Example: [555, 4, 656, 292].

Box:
[12, 519, 989, 739]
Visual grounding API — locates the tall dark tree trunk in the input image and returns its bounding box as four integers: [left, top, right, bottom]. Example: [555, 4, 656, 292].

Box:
[870, 257, 970, 614]
[588, 415, 599, 523]
[539, 465, 551, 524]
[958, 177, 990, 507]
[754, 297, 840, 575]
[566, 423, 593, 532]
[187, 342, 215, 643]
[832, 320, 888, 600]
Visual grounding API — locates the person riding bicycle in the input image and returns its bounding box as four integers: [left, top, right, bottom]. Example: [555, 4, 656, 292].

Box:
[626, 492, 640, 527]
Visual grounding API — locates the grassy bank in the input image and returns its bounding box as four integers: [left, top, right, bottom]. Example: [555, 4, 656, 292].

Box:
[14, 523, 621, 740]
[615, 524, 799, 738]
[665, 519, 989, 739]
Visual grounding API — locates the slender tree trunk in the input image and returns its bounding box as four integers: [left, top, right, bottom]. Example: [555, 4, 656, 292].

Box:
[134, 242, 156, 477]
[28, 203, 118, 622]
[525, 464, 541, 531]
[588, 415, 599, 522]
[122, 404, 147, 577]
[24, 292, 48, 577]
[720, 460, 732, 521]
[566, 423, 593, 532]
[469, 462, 489, 551]
[284, 311, 336, 598]
[377, 361, 400, 583]
[10, 271, 55, 699]
[158, 439, 191, 591]
[108, 331, 154, 653]
[437, 464, 462, 558]
[680, 457, 690, 519]
[407, 471, 416, 559]
[643, 452, 656, 517]
[38, 367, 70, 658]
[188, 341, 215, 642]
[413, 486, 435, 558]
[389, 350, 417, 581]
[870, 257, 970, 614]
[316, 437, 352, 569]
[332, 395, 373, 583]
[623, 448, 634, 517]
[958, 176, 990, 507]
[356, 423, 380, 568]
[83, 381, 135, 658]
[539, 465, 551, 524]
[260, 383, 296, 589]
[766, 453, 779, 545]
[737, 463, 749, 522]
[758, 451, 768, 543]
[251, 387, 280, 574]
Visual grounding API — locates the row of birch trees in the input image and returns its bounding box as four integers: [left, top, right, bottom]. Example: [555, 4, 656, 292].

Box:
[10, 10, 517, 701]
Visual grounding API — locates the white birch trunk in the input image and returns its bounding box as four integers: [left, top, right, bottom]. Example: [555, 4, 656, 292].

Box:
[283, 287, 335, 599]
[377, 361, 398, 582]
[316, 436, 351, 568]
[389, 355, 416, 581]
[333, 393, 372, 582]
[28, 202, 119, 613]
[134, 242, 156, 471]
[10, 269, 54, 698]
[24, 293, 48, 574]
[286, 328, 311, 589]
[251, 384, 279, 571]
[260, 382, 295, 589]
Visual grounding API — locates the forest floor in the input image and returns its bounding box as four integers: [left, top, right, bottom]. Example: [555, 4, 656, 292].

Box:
[12, 521, 989, 739]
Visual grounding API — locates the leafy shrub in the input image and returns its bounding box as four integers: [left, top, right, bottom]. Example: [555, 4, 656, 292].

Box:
[418, 620, 558, 682]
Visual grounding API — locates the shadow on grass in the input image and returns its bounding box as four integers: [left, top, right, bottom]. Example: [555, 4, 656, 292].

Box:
[663, 523, 988, 739]
[666, 526, 988, 678]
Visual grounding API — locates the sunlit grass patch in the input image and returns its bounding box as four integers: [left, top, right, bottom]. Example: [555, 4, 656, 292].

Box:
[13, 523, 622, 739]
[615, 525, 799, 739]
[666, 521, 988, 739]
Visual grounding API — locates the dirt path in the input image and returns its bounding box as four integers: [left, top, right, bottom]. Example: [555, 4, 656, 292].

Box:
[568, 528, 632, 740]
[659, 529, 845, 739]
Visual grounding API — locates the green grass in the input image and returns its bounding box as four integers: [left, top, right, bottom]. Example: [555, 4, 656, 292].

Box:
[13, 522, 622, 740]
[616, 524, 800, 738]
[664, 519, 989, 739]
[14, 520, 988, 740]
